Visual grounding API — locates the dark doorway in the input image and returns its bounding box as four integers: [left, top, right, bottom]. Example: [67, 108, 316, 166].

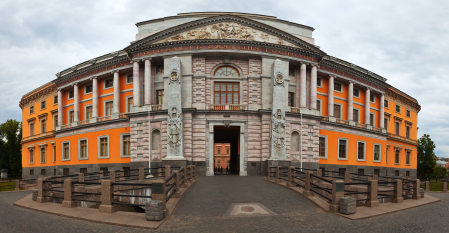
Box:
[214, 126, 240, 175]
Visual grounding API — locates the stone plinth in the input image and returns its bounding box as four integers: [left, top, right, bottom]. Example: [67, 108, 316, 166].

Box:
[32, 190, 38, 201]
[365, 180, 380, 207]
[62, 179, 77, 208]
[339, 197, 356, 215]
[393, 180, 404, 203]
[99, 180, 116, 213]
[145, 200, 164, 221]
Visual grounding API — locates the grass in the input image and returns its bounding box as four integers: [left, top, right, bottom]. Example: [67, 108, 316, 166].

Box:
[421, 182, 445, 191]
[0, 181, 24, 192]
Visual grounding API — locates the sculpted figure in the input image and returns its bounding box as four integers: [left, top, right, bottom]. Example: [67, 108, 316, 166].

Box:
[168, 107, 182, 150]
[272, 109, 286, 155]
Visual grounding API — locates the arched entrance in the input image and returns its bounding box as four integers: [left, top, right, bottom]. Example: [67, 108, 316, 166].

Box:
[213, 126, 240, 175]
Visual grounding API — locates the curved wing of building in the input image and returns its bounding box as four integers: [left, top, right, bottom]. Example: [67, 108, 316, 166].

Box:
[20, 12, 420, 179]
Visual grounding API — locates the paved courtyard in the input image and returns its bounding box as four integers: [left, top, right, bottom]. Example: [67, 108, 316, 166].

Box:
[1, 176, 448, 232]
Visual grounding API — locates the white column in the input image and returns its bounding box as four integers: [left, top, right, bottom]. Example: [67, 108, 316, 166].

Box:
[92, 77, 98, 118]
[144, 58, 152, 105]
[133, 60, 141, 107]
[380, 94, 385, 128]
[299, 63, 307, 108]
[295, 66, 300, 108]
[113, 71, 120, 114]
[348, 81, 354, 121]
[74, 83, 79, 122]
[57, 89, 63, 126]
[310, 65, 317, 109]
[365, 88, 371, 124]
[328, 75, 334, 117]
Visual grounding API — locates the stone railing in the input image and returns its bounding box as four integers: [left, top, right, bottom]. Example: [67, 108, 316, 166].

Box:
[336, 118, 349, 125]
[151, 105, 162, 111]
[77, 119, 90, 126]
[207, 104, 247, 111]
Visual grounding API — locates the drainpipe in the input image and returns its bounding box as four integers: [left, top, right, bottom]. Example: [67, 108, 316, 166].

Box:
[300, 109, 303, 171]
[147, 108, 153, 178]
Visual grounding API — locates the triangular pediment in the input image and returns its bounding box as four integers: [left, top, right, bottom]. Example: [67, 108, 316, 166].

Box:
[125, 15, 326, 57]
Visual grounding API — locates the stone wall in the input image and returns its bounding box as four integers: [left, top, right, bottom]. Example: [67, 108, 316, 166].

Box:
[192, 115, 206, 161]
[183, 112, 193, 161]
[247, 115, 262, 162]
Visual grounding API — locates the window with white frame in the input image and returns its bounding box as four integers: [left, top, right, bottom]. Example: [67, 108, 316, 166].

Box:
[121, 133, 131, 158]
[395, 121, 401, 135]
[406, 126, 411, 138]
[370, 113, 375, 127]
[105, 101, 113, 116]
[334, 82, 343, 92]
[334, 104, 341, 119]
[395, 104, 401, 113]
[406, 150, 411, 165]
[353, 108, 359, 123]
[317, 99, 322, 115]
[68, 90, 74, 100]
[386, 146, 389, 164]
[373, 144, 381, 162]
[86, 106, 92, 120]
[41, 101, 46, 110]
[68, 110, 74, 123]
[62, 141, 70, 161]
[395, 149, 400, 164]
[104, 78, 113, 89]
[384, 118, 388, 131]
[317, 77, 322, 88]
[370, 94, 375, 103]
[53, 115, 58, 130]
[406, 110, 411, 117]
[357, 141, 366, 161]
[384, 99, 389, 108]
[353, 88, 360, 98]
[338, 138, 348, 160]
[127, 97, 133, 112]
[30, 106, 34, 115]
[79, 139, 88, 160]
[53, 96, 58, 105]
[98, 136, 109, 158]
[126, 74, 133, 84]
[53, 145, 56, 162]
[29, 122, 35, 136]
[319, 136, 327, 159]
[41, 119, 47, 133]
[85, 84, 93, 94]
[40, 147, 46, 163]
[29, 149, 34, 164]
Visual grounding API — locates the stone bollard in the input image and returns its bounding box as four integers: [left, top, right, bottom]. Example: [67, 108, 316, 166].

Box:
[443, 182, 447, 193]
[100, 170, 104, 180]
[15, 180, 20, 191]
[120, 169, 125, 181]
[36, 178, 46, 203]
[138, 168, 145, 183]
[275, 166, 281, 184]
[173, 171, 181, 198]
[109, 170, 115, 182]
[304, 171, 312, 197]
[393, 180, 404, 203]
[344, 171, 352, 183]
[191, 165, 196, 181]
[365, 180, 380, 207]
[412, 179, 421, 199]
[99, 180, 116, 213]
[330, 180, 345, 212]
[181, 166, 188, 188]
[164, 165, 171, 181]
[339, 197, 356, 215]
[387, 176, 392, 187]
[145, 201, 164, 221]
[368, 174, 372, 181]
[316, 169, 322, 184]
[78, 173, 85, 192]
[425, 181, 430, 191]
[32, 189, 38, 201]
[151, 179, 168, 217]
[62, 179, 77, 208]
[287, 166, 295, 187]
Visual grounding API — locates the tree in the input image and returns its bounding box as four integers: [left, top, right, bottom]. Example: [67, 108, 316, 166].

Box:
[0, 119, 22, 178]
[433, 166, 447, 180]
[417, 134, 437, 179]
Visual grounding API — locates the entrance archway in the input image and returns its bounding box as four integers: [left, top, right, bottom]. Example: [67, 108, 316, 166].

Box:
[214, 126, 240, 175]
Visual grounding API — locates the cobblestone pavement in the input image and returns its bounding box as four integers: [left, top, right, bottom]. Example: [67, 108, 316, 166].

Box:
[1, 176, 448, 232]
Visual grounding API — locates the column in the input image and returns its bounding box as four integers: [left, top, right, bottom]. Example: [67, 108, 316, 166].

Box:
[92, 77, 98, 119]
[73, 83, 79, 122]
[380, 94, 385, 128]
[310, 65, 317, 109]
[144, 58, 152, 105]
[328, 75, 334, 117]
[269, 59, 287, 160]
[133, 60, 141, 107]
[295, 66, 300, 108]
[113, 70, 120, 118]
[365, 88, 371, 125]
[57, 89, 63, 127]
[299, 63, 307, 108]
[348, 81, 354, 121]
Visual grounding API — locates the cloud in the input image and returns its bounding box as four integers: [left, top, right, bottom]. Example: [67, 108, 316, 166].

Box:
[1, 0, 448, 156]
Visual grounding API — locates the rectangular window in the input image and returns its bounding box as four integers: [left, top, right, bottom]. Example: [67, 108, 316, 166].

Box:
[156, 90, 164, 105]
[86, 106, 92, 120]
[54, 169, 56, 175]
[54, 96, 58, 105]
[374, 144, 381, 162]
[126, 74, 133, 84]
[384, 99, 388, 108]
[386, 147, 389, 164]
[105, 101, 113, 116]
[319, 137, 326, 158]
[63, 142, 70, 160]
[288, 92, 294, 107]
[338, 139, 347, 159]
[334, 82, 342, 92]
[54, 115, 58, 130]
[217, 148, 221, 154]
[226, 148, 230, 154]
[370, 94, 375, 103]
[30, 106, 34, 114]
[53, 146, 56, 162]
[374, 169, 380, 176]
[85, 84, 93, 94]
[104, 79, 113, 89]
[100, 137, 108, 157]
[127, 97, 133, 112]
[80, 168, 87, 174]
[40, 147, 46, 163]
[406, 126, 410, 138]
[123, 167, 130, 177]
[41, 169, 45, 176]
[123, 135, 130, 156]
[334, 104, 341, 119]
[80, 140, 87, 158]
[395, 150, 400, 164]
[406, 110, 411, 117]
[214, 82, 240, 104]
[353, 88, 360, 98]
[395, 170, 399, 177]
[384, 118, 388, 131]
[156, 65, 164, 74]
[406, 151, 411, 165]
[29, 123, 35, 136]
[41, 119, 46, 133]
[317, 77, 322, 87]
[41, 101, 46, 109]
[358, 169, 364, 175]
[30, 170, 34, 176]
[29, 150, 34, 164]
[357, 142, 365, 160]
[69, 111, 74, 123]
[395, 104, 400, 113]
[217, 160, 221, 168]
[353, 109, 359, 123]
[68, 90, 74, 99]
[370, 113, 374, 126]
[289, 68, 295, 77]
[395, 122, 400, 135]
[406, 171, 410, 176]
[338, 168, 346, 176]
[63, 168, 69, 176]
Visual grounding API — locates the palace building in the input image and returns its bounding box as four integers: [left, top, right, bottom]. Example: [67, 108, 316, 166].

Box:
[20, 12, 420, 179]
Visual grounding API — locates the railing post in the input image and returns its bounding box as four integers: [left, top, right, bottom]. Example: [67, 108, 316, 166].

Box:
[387, 176, 392, 187]
[192, 165, 196, 181]
[304, 171, 312, 197]
[62, 179, 76, 208]
[36, 178, 46, 203]
[181, 166, 188, 188]
[15, 180, 20, 191]
[365, 180, 380, 207]
[276, 166, 281, 183]
[99, 180, 116, 213]
[165, 165, 171, 180]
[344, 171, 352, 183]
[328, 171, 333, 182]
[120, 169, 125, 181]
[151, 179, 168, 217]
[78, 173, 85, 192]
[316, 169, 322, 184]
[425, 180, 429, 191]
[393, 180, 404, 203]
[57, 175, 62, 187]
[443, 182, 448, 193]
[267, 166, 273, 181]
[367, 174, 372, 181]
[109, 170, 116, 182]
[287, 166, 294, 187]
[173, 170, 181, 198]
[413, 179, 421, 199]
[330, 180, 345, 212]
[373, 175, 378, 181]
[138, 168, 145, 182]
[158, 167, 164, 178]
[100, 170, 104, 180]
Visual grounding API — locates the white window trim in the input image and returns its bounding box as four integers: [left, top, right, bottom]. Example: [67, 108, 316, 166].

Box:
[126, 96, 133, 113]
[41, 101, 46, 110]
[406, 110, 411, 118]
[29, 122, 35, 136]
[40, 146, 46, 164]
[103, 77, 113, 90]
[104, 100, 114, 116]
[211, 79, 242, 105]
[395, 121, 401, 135]
[395, 104, 401, 113]
[40, 118, 47, 134]
[334, 81, 343, 93]
[353, 88, 360, 98]
[353, 107, 361, 123]
[395, 149, 401, 165]
[384, 117, 389, 132]
[29, 106, 34, 115]
[120, 133, 131, 158]
[370, 113, 375, 127]
[317, 99, 322, 116]
[28, 148, 35, 164]
[386, 146, 390, 164]
[373, 143, 382, 163]
[405, 150, 411, 166]
[337, 138, 349, 160]
[84, 84, 93, 95]
[370, 94, 376, 104]
[78, 138, 89, 160]
[85, 104, 93, 120]
[53, 96, 58, 106]
[125, 73, 133, 84]
[384, 99, 389, 109]
[61, 141, 71, 161]
[356, 141, 366, 162]
[98, 135, 110, 159]
[334, 103, 343, 119]
[68, 110, 74, 123]
[53, 115, 58, 130]
[52, 145, 56, 163]
[68, 90, 74, 100]
[319, 135, 328, 159]
[317, 77, 323, 88]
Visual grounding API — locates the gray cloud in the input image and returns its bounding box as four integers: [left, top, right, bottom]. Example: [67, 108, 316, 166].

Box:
[1, 0, 448, 156]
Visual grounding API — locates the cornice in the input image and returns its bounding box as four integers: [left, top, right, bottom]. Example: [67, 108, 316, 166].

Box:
[20, 83, 57, 109]
[385, 88, 420, 112]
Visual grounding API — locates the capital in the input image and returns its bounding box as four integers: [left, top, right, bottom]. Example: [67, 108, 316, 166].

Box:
[131, 59, 141, 64]
[111, 69, 120, 74]
[328, 74, 335, 79]
[90, 76, 98, 81]
[311, 64, 320, 68]
[143, 58, 152, 62]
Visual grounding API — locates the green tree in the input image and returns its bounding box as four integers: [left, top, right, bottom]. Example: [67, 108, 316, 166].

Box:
[433, 166, 447, 180]
[417, 134, 437, 179]
[0, 119, 22, 178]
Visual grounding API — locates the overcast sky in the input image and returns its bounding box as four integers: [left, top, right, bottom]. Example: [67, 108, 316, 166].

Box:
[1, 0, 447, 156]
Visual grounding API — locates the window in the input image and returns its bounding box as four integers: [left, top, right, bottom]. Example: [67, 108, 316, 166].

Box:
[358, 169, 364, 175]
[338, 139, 347, 159]
[406, 171, 410, 176]
[334, 82, 342, 92]
[53, 146, 56, 162]
[373, 144, 381, 162]
[217, 148, 221, 154]
[41, 119, 46, 133]
[353, 108, 359, 123]
[156, 65, 164, 74]
[395, 150, 400, 164]
[319, 137, 326, 158]
[105, 101, 113, 116]
[214, 66, 240, 77]
[40, 147, 46, 163]
[217, 160, 221, 167]
[29, 123, 35, 136]
[126, 74, 133, 84]
[156, 90, 164, 105]
[54, 169, 56, 175]
[338, 168, 346, 176]
[30, 170, 34, 176]
[357, 141, 365, 161]
[100, 167, 108, 174]
[395, 170, 399, 177]
[289, 68, 295, 77]
[353, 88, 360, 98]
[384, 100, 388, 108]
[99, 136, 109, 158]
[374, 169, 380, 176]
[123, 167, 130, 177]
[288, 92, 294, 107]
[68, 90, 74, 99]
[152, 130, 161, 150]
[127, 97, 133, 112]
[80, 168, 87, 174]
[123, 135, 130, 156]
[214, 82, 239, 104]
[395, 104, 401, 113]
[317, 99, 321, 115]
[406, 110, 411, 117]
[85, 84, 93, 94]
[226, 148, 230, 154]
[53, 115, 58, 130]
[54, 96, 58, 105]
[79, 139, 88, 159]
[63, 168, 69, 176]
[62, 142, 70, 160]
[406, 151, 411, 165]
[385, 170, 388, 176]
[334, 104, 341, 119]
[29, 149, 34, 164]
[370, 94, 375, 103]
[406, 126, 410, 138]
[30, 106, 34, 114]
[41, 101, 46, 109]
[69, 110, 74, 123]
[291, 132, 300, 152]
[104, 79, 113, 89]
[41, 169, 45, 176]
[395, 122, 400, 135]
[86, 106, 92, 120]
[384, 118, 388, 131]
[317, 77, 322, 87]
[227, 160, 230, 168]
[370, 113, 374, 126]
[386, 147, 389, 164]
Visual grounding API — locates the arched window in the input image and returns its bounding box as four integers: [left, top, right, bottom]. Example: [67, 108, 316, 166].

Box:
[214, 66, 240, 77]
[291, 131, 300, 152]
[151, 129, 161, 150]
